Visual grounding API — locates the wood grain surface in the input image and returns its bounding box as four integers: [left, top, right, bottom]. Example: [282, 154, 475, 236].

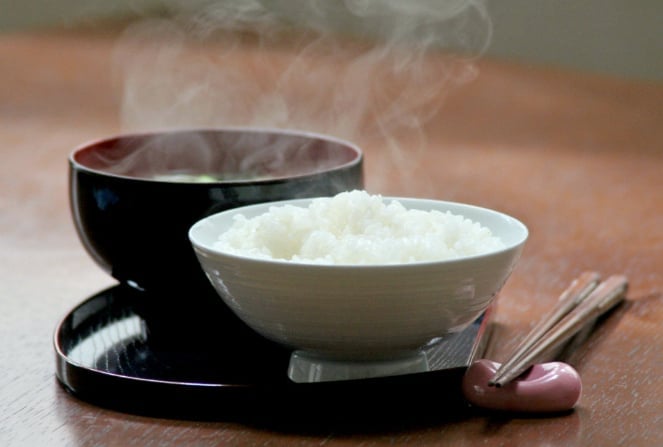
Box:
[1, 23, 661, 446]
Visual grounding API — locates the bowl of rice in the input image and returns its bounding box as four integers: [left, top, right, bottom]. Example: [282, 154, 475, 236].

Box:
[189, 190, 528, 382]
[69, 127, 363, 296]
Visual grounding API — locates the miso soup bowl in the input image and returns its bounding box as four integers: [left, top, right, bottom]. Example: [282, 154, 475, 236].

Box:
[189, 197, 528, 377]
[69, 128, 363, 294]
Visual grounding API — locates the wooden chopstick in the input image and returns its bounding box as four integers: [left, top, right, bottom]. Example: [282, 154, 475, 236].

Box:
[488, 273, 628, 387]
[488, 271, 601, 386]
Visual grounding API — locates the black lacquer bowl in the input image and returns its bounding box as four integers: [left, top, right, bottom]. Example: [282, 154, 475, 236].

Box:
[69, 128, 363, 298]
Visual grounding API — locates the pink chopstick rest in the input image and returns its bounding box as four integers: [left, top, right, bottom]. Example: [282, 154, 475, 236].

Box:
[462, 359, 582, 413]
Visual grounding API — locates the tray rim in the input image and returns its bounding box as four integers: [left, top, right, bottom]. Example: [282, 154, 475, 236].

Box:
[53, 284, 495, 419]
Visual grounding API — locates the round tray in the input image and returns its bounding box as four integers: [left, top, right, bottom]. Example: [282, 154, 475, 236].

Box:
[54, 284, 493, 424]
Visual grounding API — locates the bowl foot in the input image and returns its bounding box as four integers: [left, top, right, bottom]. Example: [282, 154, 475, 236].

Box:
[287, 350, 430, 383]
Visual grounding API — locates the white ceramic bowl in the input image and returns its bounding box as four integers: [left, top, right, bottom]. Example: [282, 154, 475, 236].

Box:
[189, 197, 528, 379]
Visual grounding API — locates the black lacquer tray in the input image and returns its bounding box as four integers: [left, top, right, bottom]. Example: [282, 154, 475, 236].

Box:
[55, 285, 493, 424]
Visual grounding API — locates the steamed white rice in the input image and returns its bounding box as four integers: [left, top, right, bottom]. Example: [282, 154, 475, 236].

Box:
[214, 190, 504, 264]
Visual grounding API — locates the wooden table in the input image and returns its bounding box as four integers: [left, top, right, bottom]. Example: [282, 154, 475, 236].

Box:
[1, 23, 661, 446]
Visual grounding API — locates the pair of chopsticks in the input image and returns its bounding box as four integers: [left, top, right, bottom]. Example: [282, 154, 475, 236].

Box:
[488, 271, 628, 387]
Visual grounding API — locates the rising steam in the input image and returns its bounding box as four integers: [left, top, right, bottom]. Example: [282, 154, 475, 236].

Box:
[113, 0, 492, 184]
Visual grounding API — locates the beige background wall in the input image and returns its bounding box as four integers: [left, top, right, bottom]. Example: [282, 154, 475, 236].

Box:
[1, 0, 661, 81]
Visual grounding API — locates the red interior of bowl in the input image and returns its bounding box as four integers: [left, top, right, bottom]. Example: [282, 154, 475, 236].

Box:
[72, 129, 361, 181]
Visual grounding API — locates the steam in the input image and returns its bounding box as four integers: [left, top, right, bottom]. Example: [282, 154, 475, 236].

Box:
[113, 0, 492, 188]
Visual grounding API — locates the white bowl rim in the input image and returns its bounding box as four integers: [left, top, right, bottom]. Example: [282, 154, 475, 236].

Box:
[189, 195, 529, 269]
